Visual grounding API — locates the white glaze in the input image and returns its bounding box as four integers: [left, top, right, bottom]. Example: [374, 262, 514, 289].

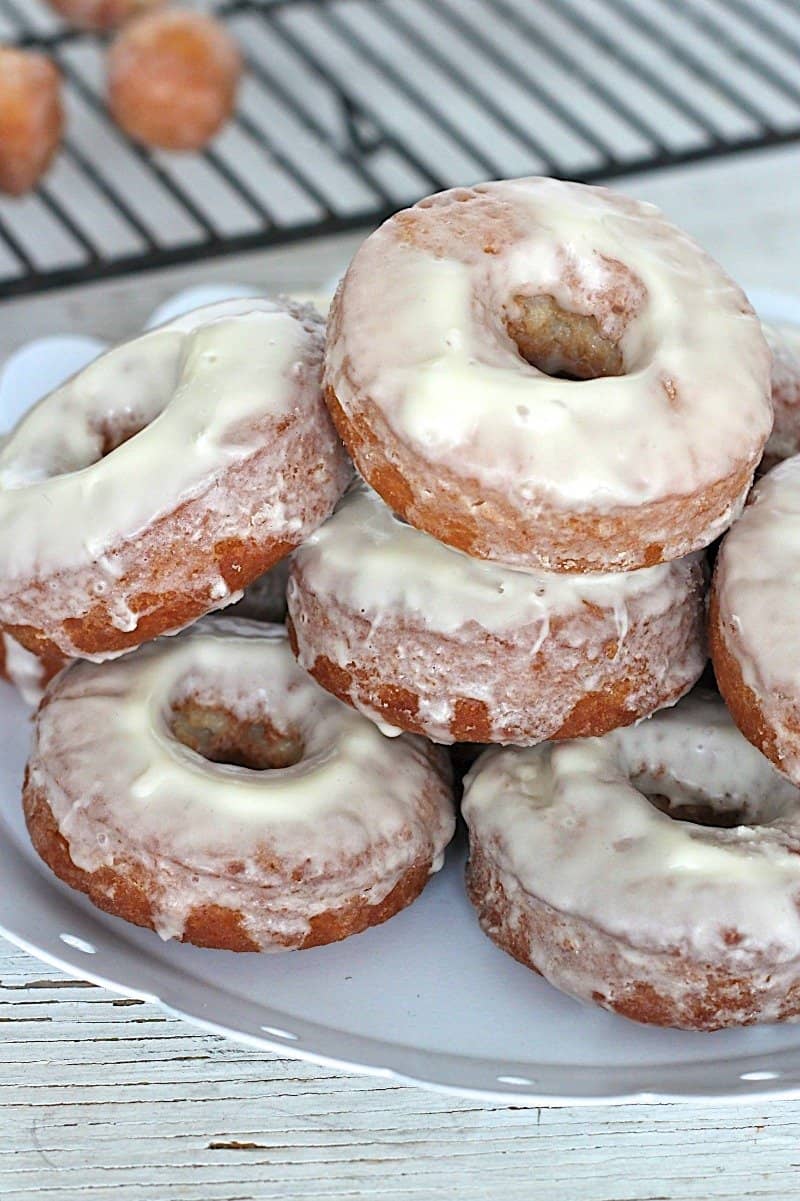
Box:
[764, 322, 800, 466]
[28, 619, 454, 946]
[328, 178, 770, 510]
[463, 692, 800, 966]
[0, 298, 317, 575]
[714, 454, 800, 777]
[145, 285, 334, 330]
[288, 485, 706, 743]
[0, 297, 349, 657]
[294, 485, 704, 635]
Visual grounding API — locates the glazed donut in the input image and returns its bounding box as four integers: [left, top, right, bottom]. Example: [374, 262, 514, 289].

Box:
[0, 48, 63, 197]
[762, 323, 800, 472]
[108, 10, 241, 151]
[6, 549, 291, 698]
[0, 632, 66, 706]
[710, 455, 800, 782]
[287, 485, 707, 744]
[5, 555, 291, 700]
[463, 691, 800, 1030]
[326, 178, 771, 573]
[0, 298, 350, 661]
[46, 0, 163, 30]
[24, 619, 455, 951]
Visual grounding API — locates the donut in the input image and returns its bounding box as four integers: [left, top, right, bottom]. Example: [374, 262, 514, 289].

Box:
[0, 298, 350, 661]
[0, 632, 66, 706]
[325, 178, 771, 573]
[46, 0, 163, 30]
[463, 691, 800, 1030]
[762, 323, 800, 472]
[24, 619, 454, 950]
[3, 555, 289, 710]
[0, 48, 64, 197]
[108, 10, 241, 151]
[710, 454, 800, 782]
[287, 485, 707, 744]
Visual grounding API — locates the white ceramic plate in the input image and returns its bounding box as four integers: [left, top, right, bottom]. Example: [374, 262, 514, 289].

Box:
[1, 286, 799, 1107]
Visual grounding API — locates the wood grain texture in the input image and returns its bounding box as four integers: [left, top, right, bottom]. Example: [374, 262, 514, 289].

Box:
[2, 940, 800, 1201]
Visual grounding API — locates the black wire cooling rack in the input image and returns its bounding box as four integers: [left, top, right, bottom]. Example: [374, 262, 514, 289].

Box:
[1, 0, 799, 297]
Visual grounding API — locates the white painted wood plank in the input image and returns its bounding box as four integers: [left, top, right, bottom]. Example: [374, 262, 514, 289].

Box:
[3, 939, 800, 1201]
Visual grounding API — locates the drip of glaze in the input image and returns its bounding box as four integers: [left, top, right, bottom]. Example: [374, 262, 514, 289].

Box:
[294, 485, 704, 637]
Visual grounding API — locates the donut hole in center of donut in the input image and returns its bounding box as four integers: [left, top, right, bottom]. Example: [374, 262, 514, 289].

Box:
[644, 792, 748, 829]
[505, 294, 625, 381]
[629, 754, 792, 831]
[97, 416, 149, 459]
[169, 699, 304, 771]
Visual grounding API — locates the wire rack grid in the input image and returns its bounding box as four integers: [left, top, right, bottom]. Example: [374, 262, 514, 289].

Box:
[1, 0, 799, 297]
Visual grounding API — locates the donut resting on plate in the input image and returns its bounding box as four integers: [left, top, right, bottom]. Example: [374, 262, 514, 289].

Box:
[24, 620, 455, 951]
[463, 693, 800, 1030]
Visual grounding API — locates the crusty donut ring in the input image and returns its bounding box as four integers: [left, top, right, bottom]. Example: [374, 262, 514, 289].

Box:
[0, 558, 291, 706]
[326, 178, 771, 572]
[0, 298, 350, 662]
[710, 455, 800, 782]
[463, 692, 800, 1030]
[24, 619, 455, 951]
[108, 9, 241, 151]
[762, 323, 800, 472]
[0, 48, 64, 197]
[288, 486, 707, 744]
[0, 560, 292, 706]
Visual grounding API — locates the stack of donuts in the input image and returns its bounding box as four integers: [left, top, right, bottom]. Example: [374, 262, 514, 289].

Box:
[6, 176, 800, 1032]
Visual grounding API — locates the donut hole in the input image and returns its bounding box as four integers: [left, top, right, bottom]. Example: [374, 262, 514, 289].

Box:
[505, 294, 625, 381]
[633, 768, 786, 829]
[645, 791, 748, 829]
[170, 700, 304, 771]
[97, 416, 149, 459]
